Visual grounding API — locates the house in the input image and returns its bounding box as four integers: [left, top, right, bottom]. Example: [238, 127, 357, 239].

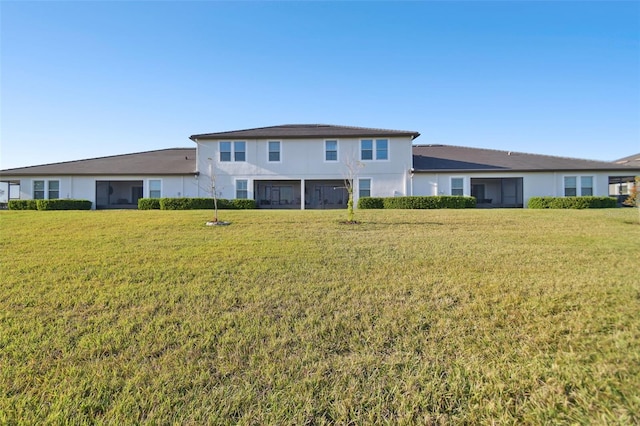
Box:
[0, 148, 199, 209]
[411, 145, 640, 207]
[609, 153, 640, 201]
[189, 124, 420, 209]
[1, 124, 638, 209]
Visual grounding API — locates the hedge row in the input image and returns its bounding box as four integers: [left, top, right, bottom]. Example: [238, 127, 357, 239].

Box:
[358, 196, 476, 209]
[138, 197, 257, 210]
[527, 196, 617, 209]
[8, 199, 92, 210]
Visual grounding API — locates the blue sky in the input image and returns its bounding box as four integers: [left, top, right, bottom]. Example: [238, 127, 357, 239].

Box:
[1, 1, 639, 170]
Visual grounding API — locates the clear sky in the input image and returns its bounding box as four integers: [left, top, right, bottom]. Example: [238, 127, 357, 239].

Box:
[1, 1, 639, 170]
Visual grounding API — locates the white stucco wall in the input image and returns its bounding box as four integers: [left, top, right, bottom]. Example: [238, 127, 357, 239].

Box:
[412, 170, 631, 207]
[193, 136, 415, 205]
[11, 175, 198, 209]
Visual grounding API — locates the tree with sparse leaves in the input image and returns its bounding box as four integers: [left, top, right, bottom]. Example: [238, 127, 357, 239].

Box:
[623, 176, 640, 223]
[343, 157, 364, 223]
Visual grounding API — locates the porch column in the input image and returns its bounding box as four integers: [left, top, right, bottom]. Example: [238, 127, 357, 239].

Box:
[300, 179, 305, 210]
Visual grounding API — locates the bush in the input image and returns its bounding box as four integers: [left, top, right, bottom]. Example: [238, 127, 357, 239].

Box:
[36, 199, 92, 210]
[528, 196, 617, 209]
[357, 197, 384, 209]
[138, 198, 161, 210]
[158, 198, 256, 210]
[8, 200, 38, 210]
[381, 196, 476, 209]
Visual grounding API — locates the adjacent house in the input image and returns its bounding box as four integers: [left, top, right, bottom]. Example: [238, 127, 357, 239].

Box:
[1, 124, 638, 209]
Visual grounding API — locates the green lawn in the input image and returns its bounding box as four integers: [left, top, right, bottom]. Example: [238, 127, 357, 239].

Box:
[1, 208, 638, 424]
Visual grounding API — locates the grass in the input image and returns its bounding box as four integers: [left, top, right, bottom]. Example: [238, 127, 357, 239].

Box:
[1, 208, 639, 424]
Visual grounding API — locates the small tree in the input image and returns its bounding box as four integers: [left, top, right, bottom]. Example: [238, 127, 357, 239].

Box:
[202, 158, 228, 225]
[624, 176, 640, 223]
[343, 157, 364, 223]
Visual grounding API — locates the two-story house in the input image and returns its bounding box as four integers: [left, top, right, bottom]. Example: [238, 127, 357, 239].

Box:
[1, 123, 638, 209]
[190, 124, 420, 209]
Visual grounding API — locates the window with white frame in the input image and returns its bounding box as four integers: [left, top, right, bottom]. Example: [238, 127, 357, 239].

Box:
[451, 178, 464, 196]
[236, 179, 248, 199]
[149, 180, 161, 198]
[580, 176, 593, 196]
[33, 180, 59, 199]
[564, 176, 577, 196]
[234, 141, 246, 162]
[219, 141, 246, 162]
[268, 141, 281, 162]
[360, 139, 388, 161]
[359, 178, 371, 198]
[33, 180, 45, 199]
[325, 140, 338, 162]
[48, 180, 59, 199]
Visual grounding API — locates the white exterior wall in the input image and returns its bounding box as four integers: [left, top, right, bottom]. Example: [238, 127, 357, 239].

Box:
[412, 171, 632, 207]
[11, 175, 198, 209]
[194, 136, 414, 205]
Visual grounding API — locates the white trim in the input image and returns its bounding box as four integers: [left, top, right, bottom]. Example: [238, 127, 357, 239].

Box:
[234, 178, 250, 199]
[148, 178, 162, 198]
[267, 140, 282, 163]
[219, 140, 247, 162]
[359, 138, 390, 162]
[450, 176, 465, 196]
[324, 139, 339, 163]
[358, 177, 372, 198]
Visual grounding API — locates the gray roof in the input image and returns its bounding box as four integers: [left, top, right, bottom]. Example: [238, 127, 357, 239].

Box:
[190, 124, 421, 141]
[412, 145, 640, 172]
[0, 148, 197, 177]
[615, 153, 640, 168]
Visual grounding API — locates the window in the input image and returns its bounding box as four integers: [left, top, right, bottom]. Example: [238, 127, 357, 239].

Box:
[361, 140, 373, 160]
[219, 141, 246, 162]
[361, 139, 388, 161]
[359, 179, 371, 198]
[325, 140, 338, 161]
[48, 180, 59, 199]
[451, 178, 464, 196]
[564, 176, 577, 196]
[268, 141, 280, 162]
[376, 139, 388, 160]
[220, 142, 231, 162]
[33, 180, 45, 199]
[236, 180, 248, 199]
[149, 180, 161, 198]
[581, 176, 593, 196]
[234, 141, 246, 162]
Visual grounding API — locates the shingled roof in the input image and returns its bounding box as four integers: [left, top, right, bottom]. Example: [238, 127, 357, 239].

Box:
[615, 153, 640, 168]
[412, 145, 640, 172]
[0, 148, 197, 177]
[190, 124, 420, 141]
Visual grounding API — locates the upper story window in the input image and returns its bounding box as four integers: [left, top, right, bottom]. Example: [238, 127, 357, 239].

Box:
[451, 178, 464, 196]
[149, 179, 162, 198]
[325, 140, 338, 162]
[564, 175, 594, 196]
[34, 180, 60, 200]
[360, 139, 388, 161]
[268, 141, 281, 162]
[220, 141, 246, 162]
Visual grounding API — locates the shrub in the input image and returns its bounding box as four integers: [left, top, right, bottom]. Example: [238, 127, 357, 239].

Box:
[382, 196, 476, 209]
[8, 200, 38, 210]
[158, 198, 256, 210]
[228, 199, 257, 209]
[528, 196, 617, 209]
[36, 199, 92, 210]
[138, 198, 161, 210]
[357, 197, 384, 209]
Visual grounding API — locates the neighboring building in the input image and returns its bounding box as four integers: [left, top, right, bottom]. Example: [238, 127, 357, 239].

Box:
[411, 145, 640, 207]
[0, 148, 198, 209]
[609, 153, 640, 201]
[1, 124, 638, 209]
